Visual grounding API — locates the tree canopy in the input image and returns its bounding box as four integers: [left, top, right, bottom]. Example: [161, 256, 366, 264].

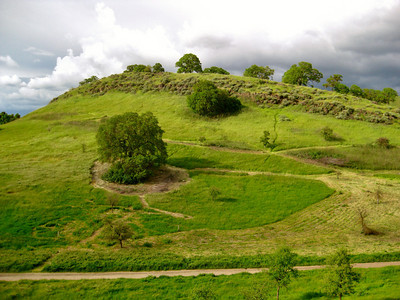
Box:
[324, 249, 360, 300]
[243, 64, 274, 80]
[323, 74, 343, 90]
[282, 61, 323, 86]
[175, 53, 202, 73]
[187, 80, 242, 117]
[203, 66, 230, 75]
[125, 64, 152, 73]
[96, 112, 167, 184]
[0, 112, 20, 125]
[152, 62, 165, 73]
[79, 75, 99, 86]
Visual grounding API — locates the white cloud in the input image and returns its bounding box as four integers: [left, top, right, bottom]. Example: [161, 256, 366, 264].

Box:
[24, 47, 55, 57]
[0, 55, 18, 67]
[0, 75, 21, 86]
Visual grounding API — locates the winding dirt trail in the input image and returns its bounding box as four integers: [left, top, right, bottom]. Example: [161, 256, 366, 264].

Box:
[1, 262, 399, 281]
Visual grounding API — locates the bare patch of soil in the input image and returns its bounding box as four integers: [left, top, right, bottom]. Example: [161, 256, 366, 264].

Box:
[91, 162, 190, 196]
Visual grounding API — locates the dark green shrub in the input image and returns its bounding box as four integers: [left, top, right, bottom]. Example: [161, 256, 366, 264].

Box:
[187, 80, 242, 117]
[376, 137, 390, 149]
[203, 66, 230, 75]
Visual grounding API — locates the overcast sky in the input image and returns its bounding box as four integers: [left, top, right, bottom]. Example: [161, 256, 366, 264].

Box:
[1, 0, 399, 115]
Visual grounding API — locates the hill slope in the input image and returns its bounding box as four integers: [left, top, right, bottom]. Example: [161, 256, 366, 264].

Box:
[0, 72, 399, 272]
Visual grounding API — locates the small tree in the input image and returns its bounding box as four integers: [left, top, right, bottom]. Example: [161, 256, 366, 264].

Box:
[79, 75, 99, 86]
[187, 80, 242, 117]
[153, 62, 165, 73]
[324, 249, 360, 300]
[103, 219, 134, 248]
[350, 85, 364, 97]
[268, 247, 298, 300]
[334, 83, 350, 94]
[243, 65, 275, 80]
[106, 193, 120, 211]
[382, 87, 398, 103]
[323, 74, 343, 90]
[376, 137, 390, 149]
[203, 66, 230, 75]
[282, 61, 323, 86]
[125, 64, 152, 73]
[175, 53, 202, 73]
[209, 186, 221, 201]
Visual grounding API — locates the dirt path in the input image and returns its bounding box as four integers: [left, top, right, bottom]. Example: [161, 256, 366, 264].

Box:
[1, 261, 399, 281]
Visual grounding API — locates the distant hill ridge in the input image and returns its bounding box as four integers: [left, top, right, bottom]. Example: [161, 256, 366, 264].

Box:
[52, 72, 400, 124]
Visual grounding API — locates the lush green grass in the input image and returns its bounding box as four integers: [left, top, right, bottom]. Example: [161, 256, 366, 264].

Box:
[1, 267, 399, 299]
[146, 172, 334, 230]
[40, 249, 400, 272]
[167, 143, 330, 174]
[374, 173, 400, 180]
[289, 145, 400, 170]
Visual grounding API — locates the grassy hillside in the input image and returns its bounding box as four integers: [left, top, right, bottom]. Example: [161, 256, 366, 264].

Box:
[0, 72, 399, 272]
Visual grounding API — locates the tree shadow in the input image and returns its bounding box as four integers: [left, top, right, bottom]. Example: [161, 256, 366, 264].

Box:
[216, 197, 237, 202]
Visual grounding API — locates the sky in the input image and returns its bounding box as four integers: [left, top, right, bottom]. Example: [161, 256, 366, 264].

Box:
[1, 0, 399, 115]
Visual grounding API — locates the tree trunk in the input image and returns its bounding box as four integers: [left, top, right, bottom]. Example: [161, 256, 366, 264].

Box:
[119, 239, 123, 248]
[277, 286, 280, 300]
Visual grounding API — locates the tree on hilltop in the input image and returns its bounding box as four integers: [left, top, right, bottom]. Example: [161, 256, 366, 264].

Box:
[175, 53, 202, 73]
[323, 74, 343, 90]
[203, 66, 230, 75]
[243, 64, 274, 80]
[187, 80, 242, 117]
[282, 61, 323, 86]
[152, 62, 165, 73]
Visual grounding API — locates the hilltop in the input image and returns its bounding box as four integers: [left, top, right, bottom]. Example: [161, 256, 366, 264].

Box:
[0, 71, 400, 274]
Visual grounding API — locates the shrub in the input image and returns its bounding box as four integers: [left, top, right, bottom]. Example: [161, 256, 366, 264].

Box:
[203, 66, 230, 75]
[187, 80, 242, 117]
[321, 126, 342, 141]
[376, 137, 390, 149]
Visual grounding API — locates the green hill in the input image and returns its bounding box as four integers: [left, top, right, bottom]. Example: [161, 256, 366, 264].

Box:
[1, 72, 399, 272]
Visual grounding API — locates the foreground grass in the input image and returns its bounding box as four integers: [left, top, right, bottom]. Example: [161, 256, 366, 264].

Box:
[146, 172, 334, 230]
[1, 267, 399, 299]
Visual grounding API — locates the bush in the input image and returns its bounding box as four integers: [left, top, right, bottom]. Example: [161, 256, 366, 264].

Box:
[376, 137, 390, 149]
[321, 126, 343, 141]
[187, 80, 242, 117]
[203, 66, 230, 75]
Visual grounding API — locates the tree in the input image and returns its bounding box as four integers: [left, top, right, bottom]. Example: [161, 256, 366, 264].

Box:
[209, 186, 221, 201]
[382, 87, 398, 103]
[125, 64, 152, 73]
[187, 80, 242, 117]
[324, 249, 360, 300]
[268, 247, 298, 300]
[334, 83, 349, 94]
[349, 85, 363, 97]
[175, 53, 202, 73]
[243, 65, 274, 80]
[79, 75, 99, 86]
[282, 61, 323, 86]
[323, 74, 343, 90]
[203, 66, 230, 75]
[106, 193, 120, 211]
[153, 62, 165, 73]
[103, 219, 134, 248]
[0, 112, 20, 125]
[96, 112, 167, 184]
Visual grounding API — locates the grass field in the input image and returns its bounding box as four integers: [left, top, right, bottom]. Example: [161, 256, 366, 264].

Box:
[1, 267, 399, 299]
[146, 172, 334, 230]
[1, 72, 400, 273]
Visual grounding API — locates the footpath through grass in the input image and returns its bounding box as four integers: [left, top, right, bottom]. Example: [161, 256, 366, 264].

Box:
[1, 267, 399, 299]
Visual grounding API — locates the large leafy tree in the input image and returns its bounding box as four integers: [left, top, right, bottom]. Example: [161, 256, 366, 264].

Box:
[324, 249, 360, 300]
[243, 64, 274, 80]
[323, 74, 343, 90]
[268, 247, 298, 300]
[96, 112, 167, 184]
[175, 53, 202, 73]
[282, 61, 323, 86]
